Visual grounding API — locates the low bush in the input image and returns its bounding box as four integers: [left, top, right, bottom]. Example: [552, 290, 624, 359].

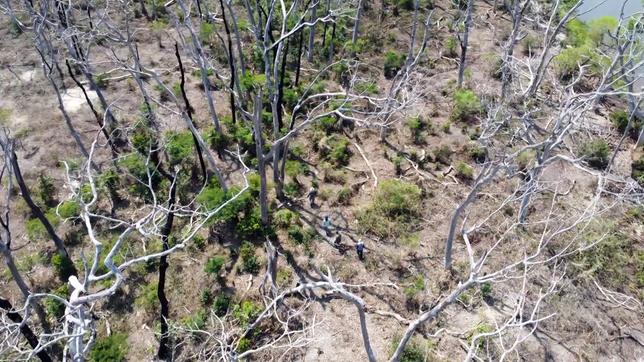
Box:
[204, 255, 227, 275]
[433, 145, 453, 165]
[273, 209, 298, 229]
[165, 131, 194, 166]
[407, 116, 425, 144]
[320, 135, 351, 167]
[389, 334, 433, 362]
[52, 254, 76, 282]
[213, 294, 231, 316]
[58, 200, 81, 219]
[37, 174, 55, 207]
[184, 310, 207, 330]
[44, 284, 69, 318]
[89, 333, 128, 362]
[232, 300, 261, 326]
[581, 139, 610, 169]
[468, 144, 487, 163]
[239, 241, 260, 274]
[357, 179, 422, 239]
[610, 110, 642, 139]
[444, 37, 459, 58]
[384, 51, 405, 79]
[631, 158, 644, 186]
[450, 89, 481, 122]
[455, 162, 475, 180]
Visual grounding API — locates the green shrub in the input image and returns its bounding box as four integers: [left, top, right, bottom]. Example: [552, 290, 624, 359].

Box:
[89, 333, 128, 362]
[403, 274, 425, 300]
[315, 116, 339, 134]
[37, 174, 56, 207]
[165, 131, 194, 166]
[58, 200, 81, 219]
[239, 241, 260, 274]
[555, 46, 592, 80]
[444, 37, 459, 58]
[205, 255, 227, 275]
[336, 186, 353, 205]
[134, 281, 158, 312]
[213, 294, 231, 316]
[390, 334, 432, 362]
[45, 284, 69, 318]
[480, 282, 492, 299]
[631, 158, 644, 186]
[468, 144, 487, 163]
[407, 116, 425, 144]
[357, 179, 422, 239]
[237, 337, 252, 352]
[52, 254, 76, 282]
[93, 73, 109, 89]
[232, 300, 261, 326]
[450, 89, 481, 122]
[455, 162, 475, 180]
[384, 51, 405, 79]
[199, 22, 215, 45]
[581, 139, 610, 169]
[184, 310, 207, 330]
[434, 145, 453, 165]
[285, 160, 308, 182]
[26, 215, 57, 242]
[610, 110, 642, 139]
[273, 209, 298, 229]
[521, 34, 540, 55]
[321, 135, 351, 166]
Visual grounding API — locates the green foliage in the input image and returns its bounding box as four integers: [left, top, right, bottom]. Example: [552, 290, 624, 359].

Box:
[213, 294, 231, 316]
[390, 334, 433, 362]
[89, 333, 128, 362]
[394, 0, 415, 11]
[199, 22, 215, 45]
[93, 73, 109, 89]
[45, 284, 69, 318]
[285, 160, 308, 181]
[321, 135, 351, 166]
[407, 116, 425, 144]
[184, 310, 207, 330]
[237, 337, 252, 352]
[315, 116, 339, 135]
[52, 254, 76, 282]
[450, 89, 481, 122]
[240, 73, 267, 92]
[555, 45, 592, 80]
[130, 121, 154, 154]
[610, 110, 642, 139]
[480, 282, 492, 298]
[135, 281, 158, 312]
[58, 200, 81, 219]
[165, 131, 194, 166]
[434, 145, 453, 164]
[37, 174, 55, 207]
[468, 144, 487, 163]
[632, 158, 644, 186]
[25, 212, 59, 242]
[204, 255, 227, 275]
[232, 300, 261, 326]
[444, 37, 459, 58]
[573, 220, 644, 294]
[517, 149, 536, 170]
[521, 34, 539, 55]
[384, 51, 405, 79]
[455, 162, 475, 180]
[581, 139, 610, 170]
[357, 179, 422, 239]
[403, 274, 425, 300]
[273, 209, 298, 229]
[239, 241, 260, 274]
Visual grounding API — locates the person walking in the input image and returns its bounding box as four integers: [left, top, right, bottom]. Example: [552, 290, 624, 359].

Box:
[356, 239, 365, 260]
[321, 215, 332, 236]
[306, 186, 318, 207]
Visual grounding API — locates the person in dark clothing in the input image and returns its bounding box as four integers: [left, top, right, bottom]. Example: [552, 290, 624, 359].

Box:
[356, 239, 365, 260]
[306, 186, 318, 207]
[333, 233, 342, 247]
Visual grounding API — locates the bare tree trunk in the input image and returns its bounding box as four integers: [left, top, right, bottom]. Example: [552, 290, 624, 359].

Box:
[253, 92, 269, 224]
[157, 175, 177, 361]
[352, 0, 364, 45]
[444, 165, 498, 269]
[175, 43, 209, 185]
[0, 298, 53, 362]
[500, 0, 526, 101]
[457, 0, 474, 88]
[9, 151, 74, 260]
[219, 0, 238, 124]
[307, 1, 318, 62]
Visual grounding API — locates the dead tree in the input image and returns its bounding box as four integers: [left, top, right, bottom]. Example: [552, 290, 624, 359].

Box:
[457, 0, 474, 88]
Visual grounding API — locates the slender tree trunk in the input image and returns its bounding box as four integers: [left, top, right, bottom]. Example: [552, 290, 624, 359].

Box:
[352, 0, 364, 44]
[500, 0, 525, 101]
[0, 298, 53, 362]
[157, 175, 177, 361]
[253, 92, 269, 224]
[329, 20, 336, 62]
[219, 0, 238, 124]
[10, 152, 74, 261]
[175, 43, 208, 185]
[457, 0, 474, 88]
[307, 1, 318, 62]
[295, 27, 305, 86]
